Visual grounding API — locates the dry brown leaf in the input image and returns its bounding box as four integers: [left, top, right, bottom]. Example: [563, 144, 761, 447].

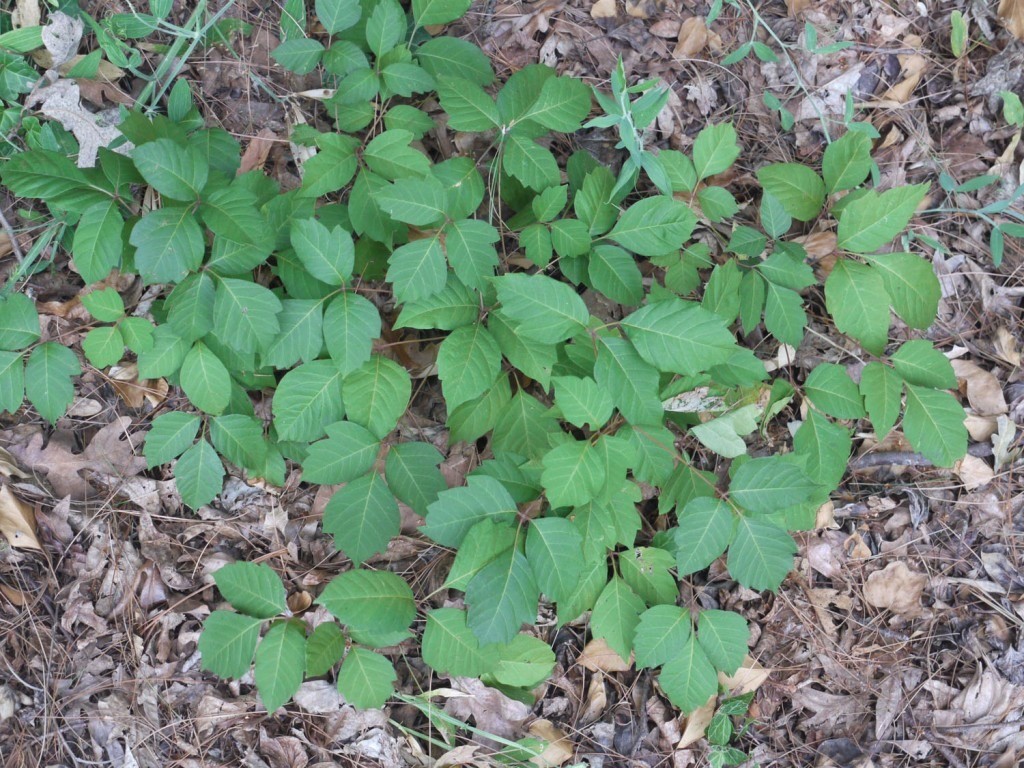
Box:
[9, 418, 147, 499]
[0, 583, 29, 605]
[445, 677, 531, 741]
[26, 79, 131, 167]
[0, 448, 28, 480]
[955, 455, 994, 490]
[993, 327, 1021, 367]
[677, 695, 716, 748]
[435, 745, 482, 767]
[649, 20, 680, 37]
[880, 54, 928, 104]
[720, 655, 770, 696]
[965, 413, 999, 441]
[0, 484, 41, 549]
[527, 720, 574, 767]
[793, 231, 836, 261]
[951, 360, 1008, 416]
[672, 17, 708, 58]
[998, 0, 1024, 40]
[785, 0, 811, 16]
[863, 561, 927, 618]
[590, 0, 617, 19]
[108, 364, 168, 409]
[577, 637, 632, 672]
[239, 128, 278, 175]
[624, 0, 655, 19]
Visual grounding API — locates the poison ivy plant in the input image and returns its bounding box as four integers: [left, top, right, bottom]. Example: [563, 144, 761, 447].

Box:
[0, 0, 968, 726]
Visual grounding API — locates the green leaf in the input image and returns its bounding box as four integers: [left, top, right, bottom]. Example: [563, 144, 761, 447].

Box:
[132, 138, 207, 201]
[0, 149, 104, 211]
[0, 352, 23, 414]
[422, 608, 499, 677]
[365, 0, 405, 55]
[794, 410, 851, 487]
[382, 62, 436, 98]
[448, 374, 513, 443]
[145, 412, 201, 468]
[422, 475, 518, 547]
[416, 38, 494, 86]
[338, 647, 396, 709]
[590, 577, 645, 662]
[376, 176, 447, 227]
[622, 298, 737, 375]
[436, 77, 500, 131]
[137, 324, 189, 379]
[860, 362, 902, 438]
[824, 258, 889, 355]
[727, 517, 797, 591]
[213, 278, 282, 355]
[487, 312, 555, 388]
[492, 391, 561, 460]
[552, 375, 614, 430]
[730, 456, 818, 514]
[210, 414, 267, 471]
[690, 404, 760, 459]
[466, 548, 538, 644]
[902, 384, 966, 467]
[445, 219, 499, 290]
[303, 421, 379, 484]
[323, 472, 399, 565]
[697, 185, 739, 222]
[254, 620, 306, 712]
[412, 0, 471, 24]
[494, 273, 589, 343]
[130, 206, 205, 285]
[72, 200, 124, 283]
[25, 342, 80, 423]
[503, 133, 559, 192]
[385, 442, 447, 516]
[445, 519, 516, 591]
[214, 562, 287, 618]
[0, 294, 40, 351]
[525, 517, 583, 603]
[290, 218, 355, 286]
[891, 340, 956, 389]
[607, 196, 697, 256]
[316, 569, 415, 633]
[673, 497, 735, 576]
[803, 363, 865, 419]
[756, 163, 825, 221]
[541, 436, 631, 508]
[388, 236, 448, 303]
[323, 292, 380, 374]
[437, 325, 502, 411]
[397, 275, 480, 331]
[620, 546, 677, 606]
[82, 326, 124, 368]
[594, 337, 663, 426]
[822, 130, 872, 193]
[861, 252, 940, 330]
[364, 129, 431, 180]
[491, 634, 556, 688]
[175, 438, 225, 508]
[272, 37, 325, 74]
[692, 122, 740, 180]
[837, 184, 928, 253]
[200, 185, 272, 245]
[306, 621, 346, 676]
[273, 358, 347, 442]
[520, 76, 591, 132]
[262, 299, 324, 369]
[343, 356, 411, 439]
[298, 134, 359, 197]
[634, 605, 692, 669]
[697, 610, 749, 674]
[199, 610, 262, 679]
[180, 342, 231, 415]
[763, 282, 806, 345]
[659, 636, 718, 712]
[589, 244, 643, 306]
[316, 0, 361, 32]
[119, 318, 154, 354]
[167, 274, 215, 341]
[760, 191, 791, 239]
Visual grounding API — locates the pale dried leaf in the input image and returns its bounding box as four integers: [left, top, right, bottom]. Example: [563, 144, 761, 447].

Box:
[951, 360, 1008, 416]
[992, 415, 1018, 468]
[863, 561, 927, 619]
[672, 17, 708, 58]
[527, 720, 574, 767]
[239, 128, 278, 175]
[965, 413, 998, 442]
[677, 696, 716, 748]
[955, 455, 994, 490]
[435, 745, 481, 767]
[41, 12, 82, 67]
[108, 364, 168, 409]
[445, 677, 531, 741]
[591, 0, 617, 19]
[719, 656, 770, 696]
[649, 20, 680, 37]
[0, 484, 41, 549]
[577, 637, 633, 672]
[880, 54, 928, 104]
[26, 79, 132, 167]
[785, 0, 811, 16]
[13, 0, 41, 28]
[993, 327, 1021, 366]
[998, 0, 1024, 40]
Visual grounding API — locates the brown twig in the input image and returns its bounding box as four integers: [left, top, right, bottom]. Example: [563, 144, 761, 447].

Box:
[0, 205, 24, 264]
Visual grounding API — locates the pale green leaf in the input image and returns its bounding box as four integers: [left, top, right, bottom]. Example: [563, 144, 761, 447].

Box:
[214, 561, 286, 619]
[634, 605, 692, 669]
[803, 363, 865, 419]
[594, 337, 663, 426]
[793, 410, 851, 487]
[692, 122, 740, 180]
[622, 298, 737, 375]
[290, 218, 355, 286]
[756, 163, 825, 221]
[607, 196, 697, 256]
[316, 569, 415, 633]
[491, 634, 555, 688]
[494, 273, 589, 343]
[902, 384, 967, 467]
[323, 472, 399, 564]
[730, 456, 818, 514]
[262, 299, 324, 369]
[727, 517, 797, 591]
[422, 475, 518, 547]
[466, 548, 538, 644]
[213, 278, 282, 355]
[338, 647, 396, 709]
[254, 620, 306, 711]
[697, 609, 749, 675]
[303, 421, 380, 484]
[861, 252, 940, 329]
[673, 497, 735, 576]
[824, 258, 889, 355]
[690, 404, 760, 458]
[343, 356, 411, 439]
[891, 340, 956, 389]
[437, 324, 502, 411]
[552, 375, 614, 430]
[445, 519, 517, 591]
[199, 610, 261, 678]
[324, 291, 380, 374]
[0, 293, 40, 351]
[384, 441, 446, 516]
[503, 133, 559, 191]
[822, 130, 872, 193]
[305, 622, 346, 676]
[25, 342, 79, 424]
[590, 577, 645, 662]
[272, 360, 346, 442]
[422, 607, 499, 677]
[388, 234, 447, 303]
[619, 546, 677, 606]
[837, 184, 928, 253]
[175, 438, 225, 509]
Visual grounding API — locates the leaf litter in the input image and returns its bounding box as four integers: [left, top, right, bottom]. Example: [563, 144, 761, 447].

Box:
[3, 0, 1024, 765]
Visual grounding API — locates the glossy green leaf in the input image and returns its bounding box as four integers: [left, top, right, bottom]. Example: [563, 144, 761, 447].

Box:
[859, 362, 902, 438]
[756, 163, 825, 221]
[891, 340, 956, 389]
[175, 438, 225, 508]
[803, 363, 865, 419]
[384, 441, 447, 516]
[343, 356, 411, 439]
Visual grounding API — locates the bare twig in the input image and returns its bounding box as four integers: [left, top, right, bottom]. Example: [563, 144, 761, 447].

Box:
[0, 205, 24, 264]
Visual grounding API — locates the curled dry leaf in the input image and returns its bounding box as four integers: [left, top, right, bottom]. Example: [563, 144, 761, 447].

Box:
[672, 17, 708, 59]
[956, 455, 994, 490]
[108, 364, 168, 409]
[677, 695, 716, 748]
[526, 719, 574, 767]
[993, 327, 1021, 367]
[591, 0, 617, 19]
[951, 360, 1007, 416]
[577, 637, 633, 672]
[863, 561, 927, 619]
[785, 0, 811, 16]
[26, 78, 131, 167]
[880, 54, 928, 104]
[0, 484, 41, 549]
[445, 677, 531, 741]
[239, 128, 279, 175]
[998, 0, 1024, 40]
[41, 11, 82, 67]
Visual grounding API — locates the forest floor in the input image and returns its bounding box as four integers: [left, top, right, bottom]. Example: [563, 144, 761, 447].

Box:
[2, 0, 1024, 766]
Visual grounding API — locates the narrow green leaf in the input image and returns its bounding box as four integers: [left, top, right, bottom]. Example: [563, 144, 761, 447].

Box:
[860, 362, 902, 438]
[175, 438, 225, 508]
[254, 620, 306, 711]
